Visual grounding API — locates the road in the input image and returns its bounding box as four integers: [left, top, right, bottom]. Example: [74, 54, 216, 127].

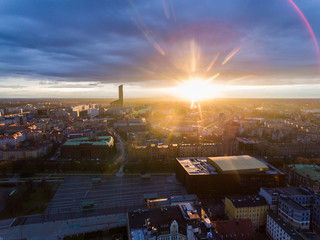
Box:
[112, 129, 127, 176]
[0, 213, 127, 240]
[0, 174, 187, 231]
[45, 175, 187, 217]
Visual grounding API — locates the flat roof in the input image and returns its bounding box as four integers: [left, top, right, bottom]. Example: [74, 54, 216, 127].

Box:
[261, 186, 314, 197]
[208, 155, 269, 174]
[289, 164, 320, 182]
[226, 195, 268, 208]
[176, 158, 218, 175]
[280, 197, 308, 212]
[176, 156, 282, 175]
[63, 136, 113, 147]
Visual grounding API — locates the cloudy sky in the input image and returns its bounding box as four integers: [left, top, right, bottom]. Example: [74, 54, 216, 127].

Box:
[0, 0, 319, 98]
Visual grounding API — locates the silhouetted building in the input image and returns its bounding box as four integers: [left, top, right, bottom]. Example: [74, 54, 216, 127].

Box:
[176, 155, 285, 196]
[111, 85, 124, 107]
[61, 136, 114, 160]
[114, 118, 147, 135]
[128, 142, 224, 161]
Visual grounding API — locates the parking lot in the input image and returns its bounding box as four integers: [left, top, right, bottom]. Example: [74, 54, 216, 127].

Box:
[46, 174, 188, 215]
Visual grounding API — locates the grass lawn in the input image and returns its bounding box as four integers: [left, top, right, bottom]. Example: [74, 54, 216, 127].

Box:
[0, 182, 60, 219]
[22, 183, 59, 215]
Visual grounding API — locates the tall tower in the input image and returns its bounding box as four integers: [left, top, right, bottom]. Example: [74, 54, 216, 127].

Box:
[110, 84, 124, 107]
[119, 85, 123, 107]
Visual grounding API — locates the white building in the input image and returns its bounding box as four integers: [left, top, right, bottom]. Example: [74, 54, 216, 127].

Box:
[266, 212, 303, 240]
[5, 107, 23, 114]
[88, 108, 99, 117]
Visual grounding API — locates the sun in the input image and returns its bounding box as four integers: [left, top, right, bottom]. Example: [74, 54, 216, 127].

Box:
[175, 78, 216, 102]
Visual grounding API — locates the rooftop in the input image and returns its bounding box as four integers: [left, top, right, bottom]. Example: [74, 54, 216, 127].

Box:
[261, 186, 314, 197]
[176, 157, 217, 175]
[147, 194, 198, 208]
[128, 206, 186, 233]
[289, 164, 320, 182]
[208, 155, 269, 174]
[178, 203, 200, 221]
[176, 156, 281, 175]
[280, 197, 308, 212]
[226, 195, 268, 208]
[212, 219, 255, 238]
[63, 136, 114, 147]
[236, 137, 261, 144]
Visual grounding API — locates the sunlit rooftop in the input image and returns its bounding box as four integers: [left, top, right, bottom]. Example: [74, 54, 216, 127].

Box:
[208, 155, 269, 174]
[177, 155, 274, 175]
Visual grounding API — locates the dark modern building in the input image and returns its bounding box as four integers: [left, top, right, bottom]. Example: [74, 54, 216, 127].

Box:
[176, 155, 285, 196]
[61, 136, 115, 160]
[110, 85, 124, 107]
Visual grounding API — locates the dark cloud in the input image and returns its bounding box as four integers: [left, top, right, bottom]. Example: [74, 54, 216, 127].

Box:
[0, 0, 319, 86]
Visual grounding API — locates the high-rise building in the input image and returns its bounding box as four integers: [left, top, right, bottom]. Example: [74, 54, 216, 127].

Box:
[110, 84, 124, 107]
[118, 84, 123, 106]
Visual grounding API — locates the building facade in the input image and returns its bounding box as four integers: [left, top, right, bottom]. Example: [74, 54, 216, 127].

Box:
[129, 143, 224, 161]
[225, 195, 269, 228]
[266, 212, 304, 240]
[287, 164, 320, 193]
[278, 197, 310, 230]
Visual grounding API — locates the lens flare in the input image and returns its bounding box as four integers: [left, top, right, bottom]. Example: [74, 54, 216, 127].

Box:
[206, 53, 220, 72]
[288, 0, 320, 59]
[174, 78, 217, 102]
[222, 47, 241, 65]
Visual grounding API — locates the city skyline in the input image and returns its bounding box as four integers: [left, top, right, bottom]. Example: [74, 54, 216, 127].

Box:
[0, 0, 320, 98]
